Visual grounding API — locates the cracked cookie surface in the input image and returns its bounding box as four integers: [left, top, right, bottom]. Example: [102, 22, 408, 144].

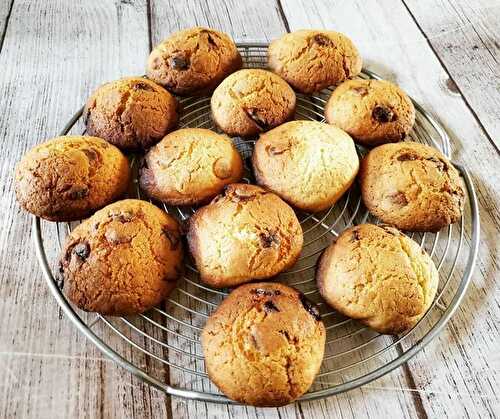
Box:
[139, 128, 243, 205]
[252, 121, 359, 212]
[84, 77, 178, 150]
[202, 282, 325, 406]
[59, 199, 183, 315]
[15, 136, 130, 221]
[268, 29, 362, 93]
[147, 27, 242, 96]
[360, 142, 465, 232]
[325, 79, 416, 146]
[187, 184, 303, 288]
[317, 224, 439, 334]
[211, 69, 296, 137]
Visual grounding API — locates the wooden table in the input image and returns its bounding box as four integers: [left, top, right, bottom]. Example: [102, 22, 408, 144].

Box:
[0, 1, 498, 418]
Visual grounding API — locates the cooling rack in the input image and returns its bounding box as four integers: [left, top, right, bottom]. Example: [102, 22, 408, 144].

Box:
[33, 43, 480, 404]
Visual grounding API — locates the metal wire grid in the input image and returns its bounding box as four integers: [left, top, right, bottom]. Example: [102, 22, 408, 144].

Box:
[33, 43, 480, 404]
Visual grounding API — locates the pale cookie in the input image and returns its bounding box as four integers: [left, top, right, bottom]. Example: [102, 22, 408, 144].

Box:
[317, 224, 439, 334]
[325, 79, 415, 146]
[211, 69, 296, 137]
[360, 141, 465, 232]
[268, 29, 362, 93]
[252, 121, 359, 212]
[202, 282, 325, 406]
[187, 184, 303, 288]
[139, 128, 244, 206]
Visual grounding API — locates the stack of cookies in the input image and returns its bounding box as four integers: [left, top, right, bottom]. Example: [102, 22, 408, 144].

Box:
[14, 26, 465, 406]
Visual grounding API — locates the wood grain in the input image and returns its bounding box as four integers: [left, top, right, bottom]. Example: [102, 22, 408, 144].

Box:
[404, 0, 500, 150]
[0, 0, 499, 418]
[0, 1, 169, 418]
[279, 1, 500, 418]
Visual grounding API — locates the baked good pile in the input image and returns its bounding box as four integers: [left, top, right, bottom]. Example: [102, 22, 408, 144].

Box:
[14, 27, 465, 406]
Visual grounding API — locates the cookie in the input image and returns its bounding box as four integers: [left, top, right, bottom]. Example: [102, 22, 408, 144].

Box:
[325, 79, 416, 146]
[15, 136, 130, 221]
[359, 142, 465, 232]
[211, 69, 296, 137]
[202, 282, 325, 406]
[59, 199, 183, 315]
[84, 77, 178, 150]
[268, 29, 362, 94]
[187, 184, 303, 288]
[317, 224, 439, 334]
[147, 27, 242, 96]
[139, 128, 244, 205]
[252, 121, 359, 212]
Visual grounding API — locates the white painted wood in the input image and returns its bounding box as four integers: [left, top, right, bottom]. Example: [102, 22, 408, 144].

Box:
[279, 1, 500, 418]
[0, 1, 170, 418]
[0, 0, 499, 418]
[405, 0, 500, 149]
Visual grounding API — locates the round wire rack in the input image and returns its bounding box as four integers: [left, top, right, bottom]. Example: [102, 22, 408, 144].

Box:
[34, 43, 480, 404]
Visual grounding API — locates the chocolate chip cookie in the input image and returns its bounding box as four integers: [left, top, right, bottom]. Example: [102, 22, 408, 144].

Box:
[147, 27, 242, 96]
[252, 121, 359, 212]
[84, 77, 178, 150]
[15, 136, 130, 221]
[317, 224, 439, 334]
[359, 142, 465, 232]
[139, 128, 243, 205]
[59, 199, 183, 315]
[268, 29, 362, 93]
[202, 282, 325, 406]
[187, 184, 303, 288]
[325, 79, 416, 146]
[211, 69, 296, 137]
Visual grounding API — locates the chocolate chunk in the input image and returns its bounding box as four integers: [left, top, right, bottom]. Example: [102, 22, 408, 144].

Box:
[68, 186, 89, 200]
[229, 187, 257, 203]
[243, 107, 269, 130]
[251, 288, 281, 296]
[259, 231, 280, 248]
[263, 300, 280, 313]
[397, 152, 419, 161]
[372, 106, 396, 123]
[82, 148, 99, 162]
[162, 227, 180, 250]
[350, 229, 361, 242]
[390, 192, 408, 206]
[352, 86, 369, 96]
[169, 55, 189, 70]
[426, 156, 447, 171]
[73, 242, 90, 260]
[299, 294, 321, 321]
[206, 32, 217, 47]
[112, 211, 134, 223]
[132, 81, 155, 92]
[312, 34, 333, 46]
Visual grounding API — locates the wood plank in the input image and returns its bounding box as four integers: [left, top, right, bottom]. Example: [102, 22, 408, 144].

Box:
[404, 0, 500, 149]
[148, 1, 428, 418]
[0, 1, 171, 418]
[279, 1, 500, 418]
[0, 0, 13, 50]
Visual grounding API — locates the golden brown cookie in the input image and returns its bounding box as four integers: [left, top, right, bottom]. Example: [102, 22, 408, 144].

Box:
[317, 224, 439, 334]
[211, 69, 296, 137]
[325, 79, 415, 146]
[139, 128, 244, 205]
[14, 136, 130, 221]
[202, 282, 325, 406]
[84, 77, 178, 150]
[59, 199, 183, 316]
[147, 27, 242, 96]
[252, 121, 359, 212]
[268, 29, 362, 94]
[359, 142, 465, 232]
[187, 184, 303, 288]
